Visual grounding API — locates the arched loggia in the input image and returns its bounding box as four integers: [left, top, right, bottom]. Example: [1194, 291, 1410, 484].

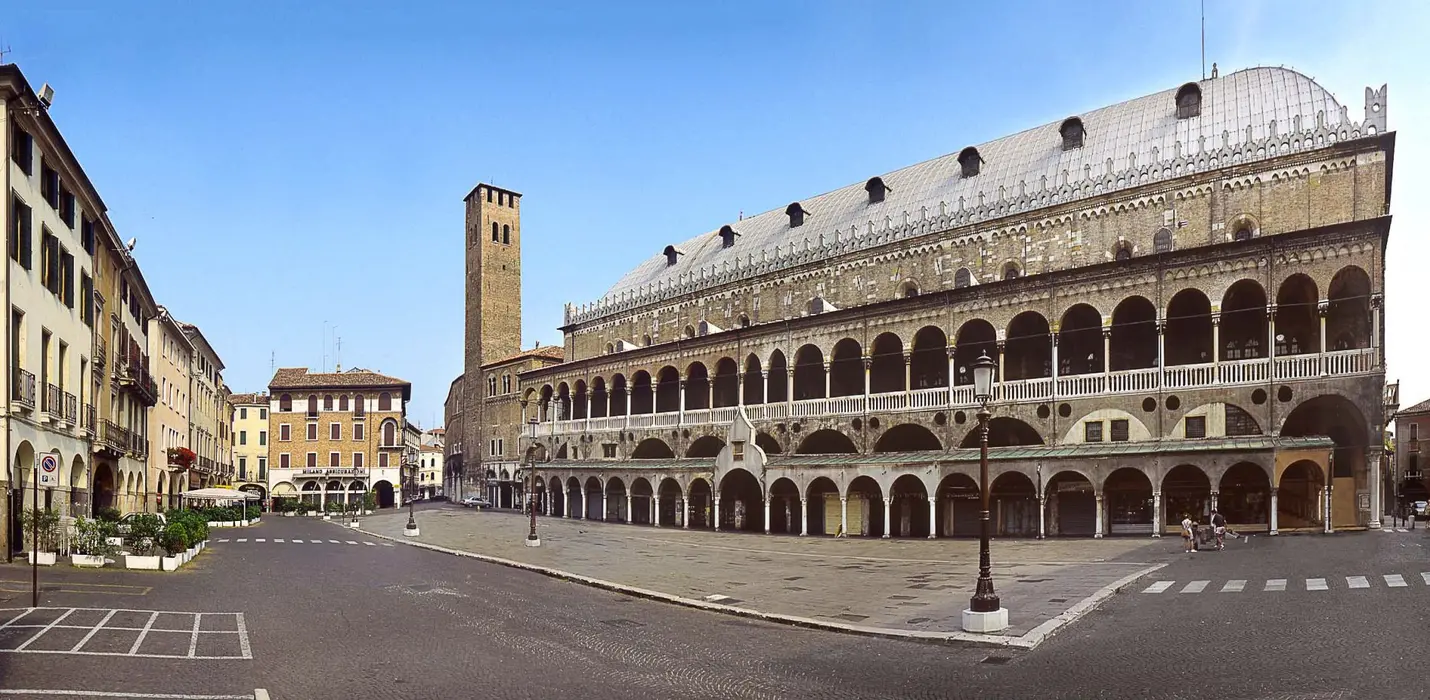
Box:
[1166, 289, 1213, 366]
[869, 333, 904, 394]
[1004, 312, 1051, 380]
[829, 339, 863, 397]
[1110, 296, 1158, 370]
[910, 326, 948, 389]
[1221, 280, 1268, 360]
[955, 319, 998, 386]
[1058, 304, 1103, 376]
[712, 358, 739, 408]
[743, 355, 765, 405]
[793, 345, 825, 400]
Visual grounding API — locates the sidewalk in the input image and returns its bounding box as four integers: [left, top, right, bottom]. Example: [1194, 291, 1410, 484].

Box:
[354, 506, 1172, 643]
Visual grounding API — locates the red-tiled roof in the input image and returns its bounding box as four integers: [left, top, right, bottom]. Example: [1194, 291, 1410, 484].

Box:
[268, 368, 411, 400]
[481, 345, 564, 369]
[227, 392, 268, 405]
[1399, 398, 1430, 417]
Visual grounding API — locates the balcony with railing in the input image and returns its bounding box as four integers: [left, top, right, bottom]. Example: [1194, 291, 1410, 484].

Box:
[12, 368, 35, 410]
[82, 404, 96, 437]
[535, 347, 1379, 437]
[63, 391, 77, 426]
[42, 383, 61, 422]
[99, 420, 130, 456]
[94, 341, 106, 373]
[128, 432, 148, 460]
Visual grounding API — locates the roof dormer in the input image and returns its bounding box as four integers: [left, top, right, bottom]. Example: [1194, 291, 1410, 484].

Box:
[865, 177, 891, 204]
[1059, 117, 1085, 151]
[663, 245, 682, 266]
[786, 202, 808, 228]
[718, 225, 739, 249]
[958, 147, 982, 178]
[1175, 82, 1202, 119]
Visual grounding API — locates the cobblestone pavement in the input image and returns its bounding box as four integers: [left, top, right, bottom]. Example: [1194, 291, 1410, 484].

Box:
[359, 504, 1173, 636]
[0, 509, 1423, 699]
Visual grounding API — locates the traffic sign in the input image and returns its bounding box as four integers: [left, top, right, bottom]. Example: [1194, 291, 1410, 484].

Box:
[36, 453, 59, 487]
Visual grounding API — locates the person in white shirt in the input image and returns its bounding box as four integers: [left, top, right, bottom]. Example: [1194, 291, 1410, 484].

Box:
[1181, 515, 1195, 553]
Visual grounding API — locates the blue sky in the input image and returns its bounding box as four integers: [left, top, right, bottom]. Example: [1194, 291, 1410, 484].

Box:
[5, 1, 1428, 425]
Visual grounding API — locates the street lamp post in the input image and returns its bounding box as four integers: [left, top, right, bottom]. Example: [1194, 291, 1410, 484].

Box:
[403, 453, 419, 537]
[962, 351, 1008, 633]
[524, 418, 541, 547]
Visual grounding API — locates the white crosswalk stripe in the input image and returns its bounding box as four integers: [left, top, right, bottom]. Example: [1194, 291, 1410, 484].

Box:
[328, 539, 340, 544]
[381, 543, 394, 547]
[363, 542, 375, 546]
[1422, 573, 1430, 585]
[1141, 573, 1430, 595]
[1306, 578, 1328, 591]
[236, 539, 247, 543]
[255, 539, 265, 543]
[292, 539, 303, 543]
[1142, 581, 1174, 593]
[217, 539, 230, 543]
[345, 541, 357, 545]
[1264, 579, 1287, 591]
[1385, 574, 1407, 587]
[1180, 581, 1209, 593]
[1221, 580, 1245, 593]
[1347, 576, 1369, 589]
[275, 539, 284, 543]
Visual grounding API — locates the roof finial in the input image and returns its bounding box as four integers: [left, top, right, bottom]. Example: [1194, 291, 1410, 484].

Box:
[1211, 62, 1218, 79]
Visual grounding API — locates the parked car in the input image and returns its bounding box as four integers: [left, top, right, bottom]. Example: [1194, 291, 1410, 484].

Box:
[1413, 500, 1428, 518]
[461, 495, 491, 508]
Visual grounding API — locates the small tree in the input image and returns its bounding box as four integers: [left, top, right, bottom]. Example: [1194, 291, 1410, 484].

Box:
[20, 509, 61, 552]
[160, 522, 189, 556]
[70, 517, 117, 557]
[127, 514, 165, 556]
[364, 492, 377, 511]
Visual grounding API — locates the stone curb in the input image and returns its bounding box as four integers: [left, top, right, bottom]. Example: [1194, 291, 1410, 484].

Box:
[341, 521, 1163, 650]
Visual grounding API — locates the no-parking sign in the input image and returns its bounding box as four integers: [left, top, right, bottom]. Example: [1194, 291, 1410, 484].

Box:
[36, 453, 59, 487]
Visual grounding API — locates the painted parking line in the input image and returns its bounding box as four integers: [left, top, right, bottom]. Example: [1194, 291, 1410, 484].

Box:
[328, 540, 340, 544]
[0, 691, 260, 698]
[363, 542, 375, 546]
[1220, 580, 1245, 593]
[1347, 576, 1370, 589]
[1265, 579, 1287, 592]
[1141, 581, 1174, 594]
[1384, 574, 1407, 588]
[0, 608, 251, 660]
[345, 541, 357, 545]
[1179, 581, 1208, 594]
[273, 539, 284, 543]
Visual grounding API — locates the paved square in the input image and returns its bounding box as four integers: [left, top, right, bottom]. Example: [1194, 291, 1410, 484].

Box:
[0, 608, 252, 659]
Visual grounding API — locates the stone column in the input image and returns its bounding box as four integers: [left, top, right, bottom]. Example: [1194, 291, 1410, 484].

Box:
[1270, 489, 1279, 535]
[653, 495, 660, 526]
[862, 357, 872, 397]
[882, 496, 892, 539]
[1267, 305, 1277, 365]
[678, 379, 686, 424]
[763, 498, 771, 535]
[1151, 489, 1162, 538]
[903, 352, 912, 396]
[713, 496, 722, 532]
[800, 498, 809, 536]
[1318, 301, 1329, 376]
[1211, 313, 1221, 368]
[839, 496, 848, 538]
[946, 346, 957, 406]
[1102, 327, 1112, 376]
[599, 491, 607, 521]
[1036, 496, 1046, 539]
[624, 389, 632, 420]
[1049, 332, 1059, 398]
[1324, 483, 1334, 534]
[1094, 492, 1105, 538]
[1371, 295, 1384, 368]
[565, 490, 573, 518]
[625, 493, 632, 524]
[1156, 320, 1166, 388]
[927, 498, 937, 539]
[823, 361, 831, 399]
[1368, 447, 1383, 529]
[585, 394, 592, 428]
[996, 341, 1006, 389]
[737, 373, 745, 407]
[683, 499, 690, 529]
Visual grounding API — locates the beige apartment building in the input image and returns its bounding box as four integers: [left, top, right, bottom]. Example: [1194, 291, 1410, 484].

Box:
[147, 307, 192, 510]
[229, 392, 269, 502]
[178, 323, 229, 488]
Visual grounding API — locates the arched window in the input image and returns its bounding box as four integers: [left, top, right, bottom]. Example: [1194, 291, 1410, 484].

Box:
[339, 395, 349, 411]
[901, 281, 919, 298]
[488, 375, 497, 396]
[378, 392, 392, 411]
[1234, 226, 1253, 242]
[323, 394, 334, 411]
[719, 225, 738, 249]
[1114, 243, 1132, 262]
[737, 314, 750, 328]
[279, 394, 292, 411]
[354, 394, 364, 416]
[1002, 262, 1021, 280]
[502, 224, 510, 244]
[382, 421, 396, 447]
[785, 202, 806, 228]
[958, 147, 982, 178]
[954, 267, 972, 289]
[606, 342, 615, 354]
[502, 375, 511, 393]
[307, 394, 318, 416]
[1153, 227, 1174, 254]
[683, 325, 696, 339]
[491, 222, 499, 242]
[1059, 117, 1085, 150]
[1175, 83, 1202, 119]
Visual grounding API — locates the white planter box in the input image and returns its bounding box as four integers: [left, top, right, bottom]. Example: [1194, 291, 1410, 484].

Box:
[207, 521, 220, 528]
[124, 555, 161, 570]
[322, 515, 331, 520]
[284, 512, 296, 517]
[365, 510, 374, 516]
[70, 554, 106, 568]
[27, 551, 57, 566]
[347, 521, 360, 529]
[106, 536, 124, 547]
[161, 555, 181, 571]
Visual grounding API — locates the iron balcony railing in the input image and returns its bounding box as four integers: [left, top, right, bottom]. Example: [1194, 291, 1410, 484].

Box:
[100, 419, 129, 454]
[13, 368, 35, 409]
[82, 404, 96, 437]
[94, 341, 106, 371]
[63, 391, 77, 425]
[43, 383, 61, 420]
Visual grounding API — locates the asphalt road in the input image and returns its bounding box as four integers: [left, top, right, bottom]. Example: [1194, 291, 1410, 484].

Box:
[1, 505, 1426, 699]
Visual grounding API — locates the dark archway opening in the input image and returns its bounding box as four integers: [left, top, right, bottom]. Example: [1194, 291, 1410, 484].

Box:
[1221, 280, 1268, 360]
[686, 363, 711, 410]
[1046, 471, 1096, 536]
[655, 367, 680, 413]
[688, 479, 713, 529]
[829, 339, 863, 397]
[1059, 304, 1103, 376]
[1166, 289, 1213, 366]
[960, 417, 1044, 448]
[769, 478, 800, 534]
[766, 351, 788, 403]
[890, 474, 930, 537]
[584, 477, 604, 520]
[873, 424, 942, 453]
[567, 478, 584, 519]
[806, 477, 839, 536]
[1111, 296, 1158, 370]
[591, 378, 609, 419]
[1104, 468, 1153, 535]
[632, 438, 676, 459]
[869, 333, 904, 394]
[687, 435, 725, 458]
[1163, 464, 1211, 528]
[755, 432, 782, 455]
[796, 429, 859, 455]
[631, 371, 654, 414]
[793, 346, 825, 400]
[606, 477, 628, 523]
[1276, 274, 1320, 355]
[847, 475, 885, 537]
[991, 471, 1037, 536]
[1219, 462, 1270, 527]
[375, 480, 395, 509]
[1327, 266, 1372, 350]
[911, 326, 949, 389]
[609, 375, 628, 417]
[743, 355, 765, 405]
[935, 473, 980, 537]
[719, 468, 764, 532]
[1004, 312, 1051, 381]
[713, 358, 739, 408]
[955, 320, 998, 386]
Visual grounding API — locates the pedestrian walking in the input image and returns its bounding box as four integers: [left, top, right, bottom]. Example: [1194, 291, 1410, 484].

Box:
[1181, 514, 1195, 553]
[1210, 509, 1227, 550]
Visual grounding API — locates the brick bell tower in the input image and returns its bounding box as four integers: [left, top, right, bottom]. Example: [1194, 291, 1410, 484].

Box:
[462, 183, 523, 496]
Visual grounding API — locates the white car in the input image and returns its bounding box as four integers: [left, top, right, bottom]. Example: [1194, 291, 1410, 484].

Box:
[461, 495, 491, 508]
[1413, 501, 1428, 517]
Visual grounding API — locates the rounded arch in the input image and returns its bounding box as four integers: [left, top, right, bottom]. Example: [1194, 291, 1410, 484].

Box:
[1110, 295, 1158, 370]
[846, 475, 885, 537]
[631, 370, 654, 414]
[766, 350, 788, 403]
[607, 374, 626, 417]
[989, 470, 1038, 536]
[1280, 393, 1368, 501]
[655, 366, 680, 413]
[1162, 464, 1211, 528]
[805, 476, 840, 536]
[792, 344, 825, 400]
[954, 318, 998, 386]
[935, 472, 980, 537]
[1001, 260, 1022, 280]
[91, 461, 115, 516]
[1004, 311, 1051, 381]
[796, 429, 858, 455]
[873, 424, 942, 453]
[685, 362, 710, 410]
[1220, 279, 1268, 361]
[1166, 288, 1213, 366]
[954, 267, 973, 289]
[742, 354, 764, 405]
[960, 417, 1044, 448]
[605, 477, 628, 523]
[630, 477, 653, 525]
[687, 477, 714, 529]
[717, 467, 764, 533]
[1103, 467, 1154, 534]
[565, 476, 583, 518]
[754, 431, 782, 455]
[869, 332, 905, 394]
[548, 477, 566, 518]
[1058, 303, 1103, 376]
[829, 338, 863, 397]
[768, 477, 801, 534]
[373, 480, 395, 508]
[1175, 82, 1202, 118]
[1046, 470, 1096, 536]
[1275, 273, 1320, 356]
[900, 279, 920, 298]
[686, 435, 725, 458]
[1059, 116, 1085, 150]
[1277, 459, 1326, 528]
[889, 473, 931, 537]
[911, 326, 948, 389]
[572, 379, 589, 419]
[1219, 461, 1270, 526]
[632, 437, 675, 460]
[1327, 265, 1371, 350]
[712, 357, 739, 408]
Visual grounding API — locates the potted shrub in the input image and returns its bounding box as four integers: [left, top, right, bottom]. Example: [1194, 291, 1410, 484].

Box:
[364, 493, 377, 515]
[69, 517, 115, 568]
[324, 501, 344, 519]
[21, 508, 61, 566]
[246, 505, 261, 524]
[123, 514, 164, 570]
[160, 522, 189, 571]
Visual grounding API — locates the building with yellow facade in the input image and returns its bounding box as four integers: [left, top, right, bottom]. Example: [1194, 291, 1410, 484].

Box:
[228, 392, 269, 502]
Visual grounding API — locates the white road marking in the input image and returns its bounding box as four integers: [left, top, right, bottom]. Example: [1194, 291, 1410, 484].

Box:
[363, 542, 375, 546]
[255, 539, 265, 543]
[1422, 572, 1430, 585]
[1398, 528, 1410, 533]
[188, 613, 203, 657]
[345, 541, 357, 545]
[1180, 581, 1208, 593]
[1384, 574, 1407, 588]
[291, 539, 303, 543]
[381, 543, 393, 547]
[1220, 580, 1245, 592]
[235, 613, 252, 659]
[0, 691, 255, 698]
[274, 539, 284, 543]
[236, 539, 247, 543]
[1306, 578, 1328, 591]
[14, 609, 75, 651]
[0, 609, 31, 629]
[70, 609, 118, 651]
[128, 611, 161, 655]
[217, 539, 230, 543]
[328, 539, 340, 544]
[1347, 576, 1369, 589]
[1265, 579, 1287, 591]
[702, 594, 732, 602]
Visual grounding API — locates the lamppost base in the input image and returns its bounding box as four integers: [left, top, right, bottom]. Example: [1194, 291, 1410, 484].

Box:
[960, 607, 1009, 634]
[403, 526, 420, 537]
[524, 535, 542, 547]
